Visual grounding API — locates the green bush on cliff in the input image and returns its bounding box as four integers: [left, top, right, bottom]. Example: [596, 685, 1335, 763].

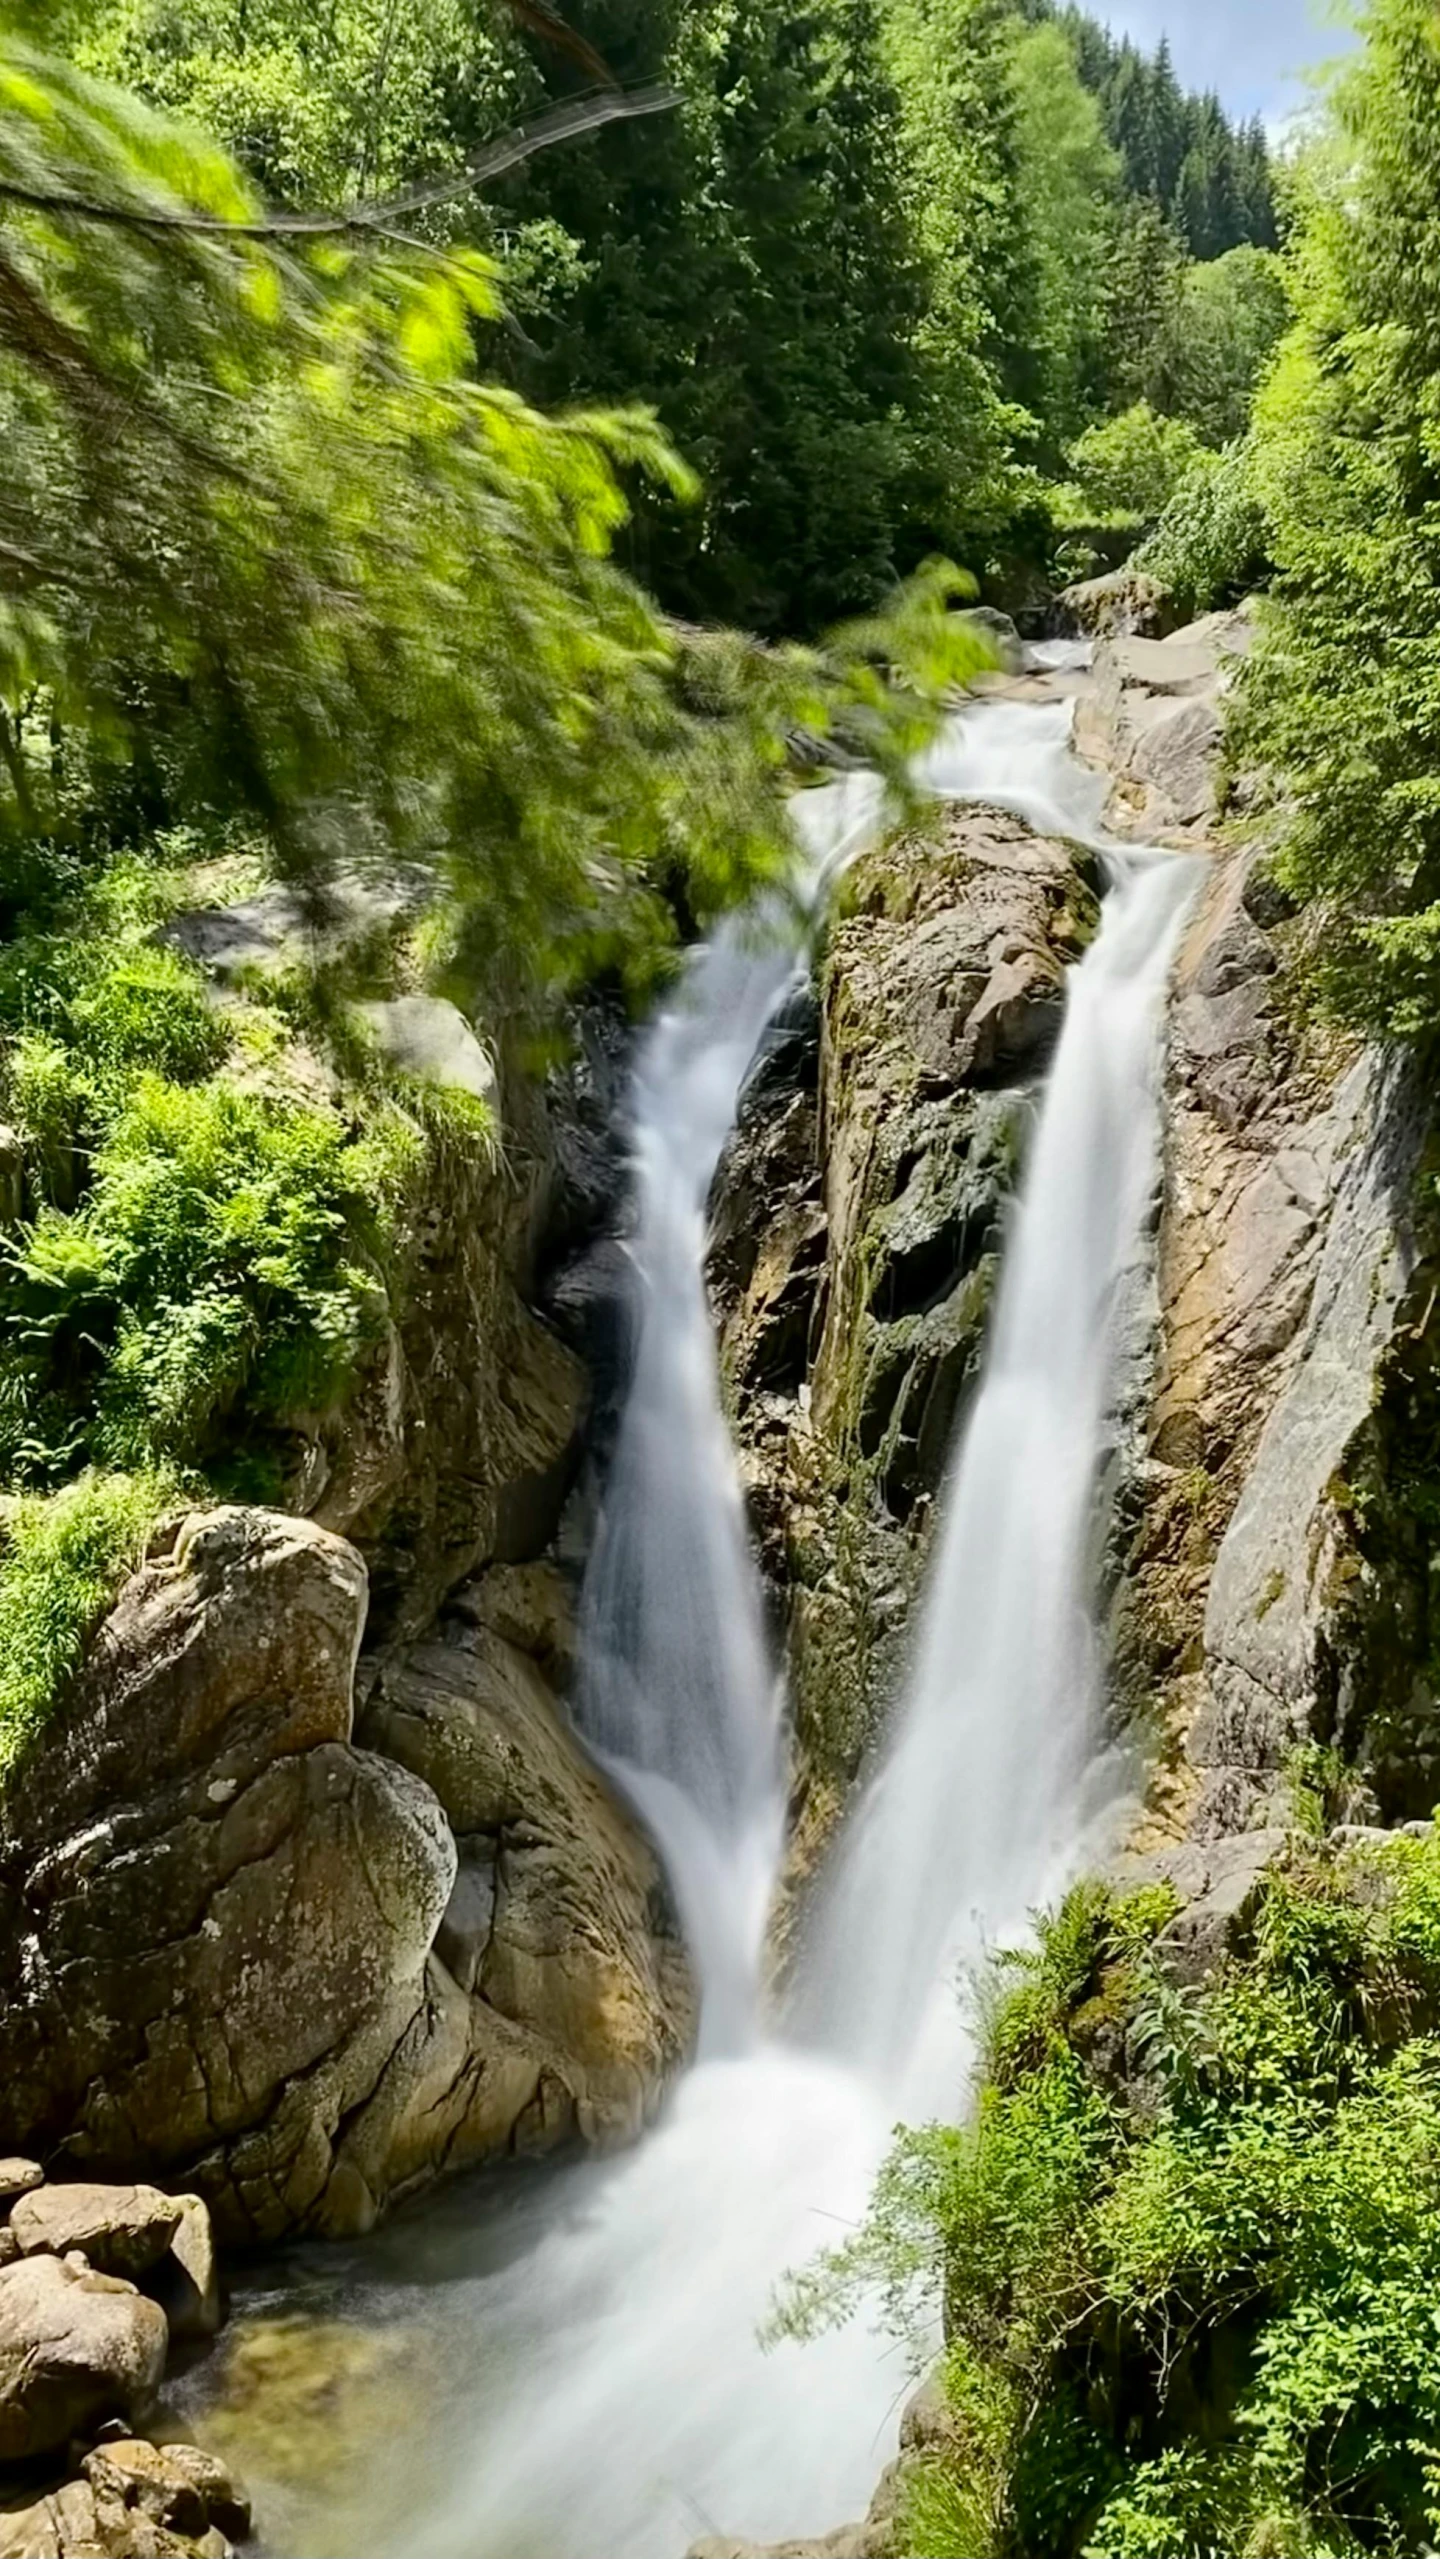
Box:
[777, 1835, 1440, 2557]
[0, 869, 428, 1491]
[1136, 440, 1270, 617]
[0, 1469, 172, 1777]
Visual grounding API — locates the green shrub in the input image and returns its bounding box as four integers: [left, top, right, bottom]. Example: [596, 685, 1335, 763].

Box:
[0, 1471, 172, 1778]
[780, 1836, 1440, 2557]
[1063, 405, 1211, 527]
[1137, 441, 1270, 617]
[3, 1076, 423, 1482]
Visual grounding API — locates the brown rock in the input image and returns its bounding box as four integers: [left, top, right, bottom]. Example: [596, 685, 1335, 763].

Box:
[82, 2438, 250, 2546]
[10, 2188, 181, 2282]
[0, 2255, 167, 2462]
[1053, 568, 1181, 640]
[145, 2201, 220, 2344]
[708, 797, 1095, 1859]
[0, 2164, 42, 2213]
[359, 1615, 692, 2159]
[0, 1510, 456, 2243]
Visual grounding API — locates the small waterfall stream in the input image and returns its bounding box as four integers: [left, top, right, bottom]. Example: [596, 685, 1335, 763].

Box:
[575, 772, 884, 2057]
[188, 694, 1197, 2559]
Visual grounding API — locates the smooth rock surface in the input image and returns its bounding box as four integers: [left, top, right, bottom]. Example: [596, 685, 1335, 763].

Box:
[360, 1604, 691, 2151]
[0, 1509, 455, 2241]
[0, 2255, 167, 2461]
[1073, 610, 1253, 839]
[10, 2188, 181, 2282]
[147, 2199, 222, 2343]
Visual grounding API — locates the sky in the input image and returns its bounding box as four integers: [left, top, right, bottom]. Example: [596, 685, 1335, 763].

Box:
[1094, 0, 1355, 129]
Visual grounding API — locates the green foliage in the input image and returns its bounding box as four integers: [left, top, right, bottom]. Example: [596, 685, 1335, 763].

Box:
[0, 870, 429, 1490]
[1137, 441, 1269, 616]
[780, 1836, 1440, 2557]
[1232, 0, 1440, 1042]
[1064, 403, 1208, 526]
[0, 23, 984, 1003]
[0, 1468, 171, 1777]
[73, 0, 526, 205]
[1151, 248, 1290, 447]
[1008, 19, 1119, 447]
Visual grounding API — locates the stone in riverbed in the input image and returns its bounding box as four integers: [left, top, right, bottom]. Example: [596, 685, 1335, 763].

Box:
[83, 2438, 252, 2542]
[147, 2198, 222, 2344]
[10, 2185, 182, 2281]
[0, 2165, 41, 2215]
[686, 2533, 876, 2558]
[0, 2253, 168, 2461]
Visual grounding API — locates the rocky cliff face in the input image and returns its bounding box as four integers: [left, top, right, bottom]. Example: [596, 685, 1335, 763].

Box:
[710, 793, 1098, 1873]
[0, 963, 689, 2241]
[0, 1503, 687, 2243]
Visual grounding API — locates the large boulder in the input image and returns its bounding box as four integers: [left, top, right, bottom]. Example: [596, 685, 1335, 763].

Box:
[1073, 613, 1254, 840]
[10, 2186, 181, 2281]
[0, 1509, 453, 2240]
[0, 1504, 689, 2238]
[360, 1591, 692, 2152]
[0, 2254, 167, 2461]
[1051, 568, 1181, 641]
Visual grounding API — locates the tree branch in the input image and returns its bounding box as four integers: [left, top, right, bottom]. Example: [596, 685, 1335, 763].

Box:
[0, 85, 681, 244]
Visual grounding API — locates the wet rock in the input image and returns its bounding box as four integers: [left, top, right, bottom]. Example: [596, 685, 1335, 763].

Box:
[0, 2254, 167, 2462]
[1052, 568, 1181, 641]
[709, 798, 1096, 1860]
[360, 1609, 691, 2152]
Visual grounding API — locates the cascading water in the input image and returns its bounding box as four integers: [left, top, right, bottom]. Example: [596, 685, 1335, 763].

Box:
[184, 693, 1198, 2559]
[575, 769, 884, 2055]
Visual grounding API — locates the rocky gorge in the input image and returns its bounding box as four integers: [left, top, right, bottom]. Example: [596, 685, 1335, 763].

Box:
[3, 597, 1439, 2557]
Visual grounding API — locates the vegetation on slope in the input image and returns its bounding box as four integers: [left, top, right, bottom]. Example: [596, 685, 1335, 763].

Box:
[780, 1811, 1440, 2556]
[55, 0, 1284, 629]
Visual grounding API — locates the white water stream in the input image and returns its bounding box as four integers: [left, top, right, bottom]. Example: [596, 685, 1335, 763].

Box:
[196, 695, 1197, 2559]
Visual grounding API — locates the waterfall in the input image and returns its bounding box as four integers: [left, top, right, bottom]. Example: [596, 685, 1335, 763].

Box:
[575, 771, 884, 2055]
[249, 694, 1198, 2559]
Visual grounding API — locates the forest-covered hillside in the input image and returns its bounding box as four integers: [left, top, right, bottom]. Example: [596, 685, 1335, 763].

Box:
[43, 0, 1284, 629]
